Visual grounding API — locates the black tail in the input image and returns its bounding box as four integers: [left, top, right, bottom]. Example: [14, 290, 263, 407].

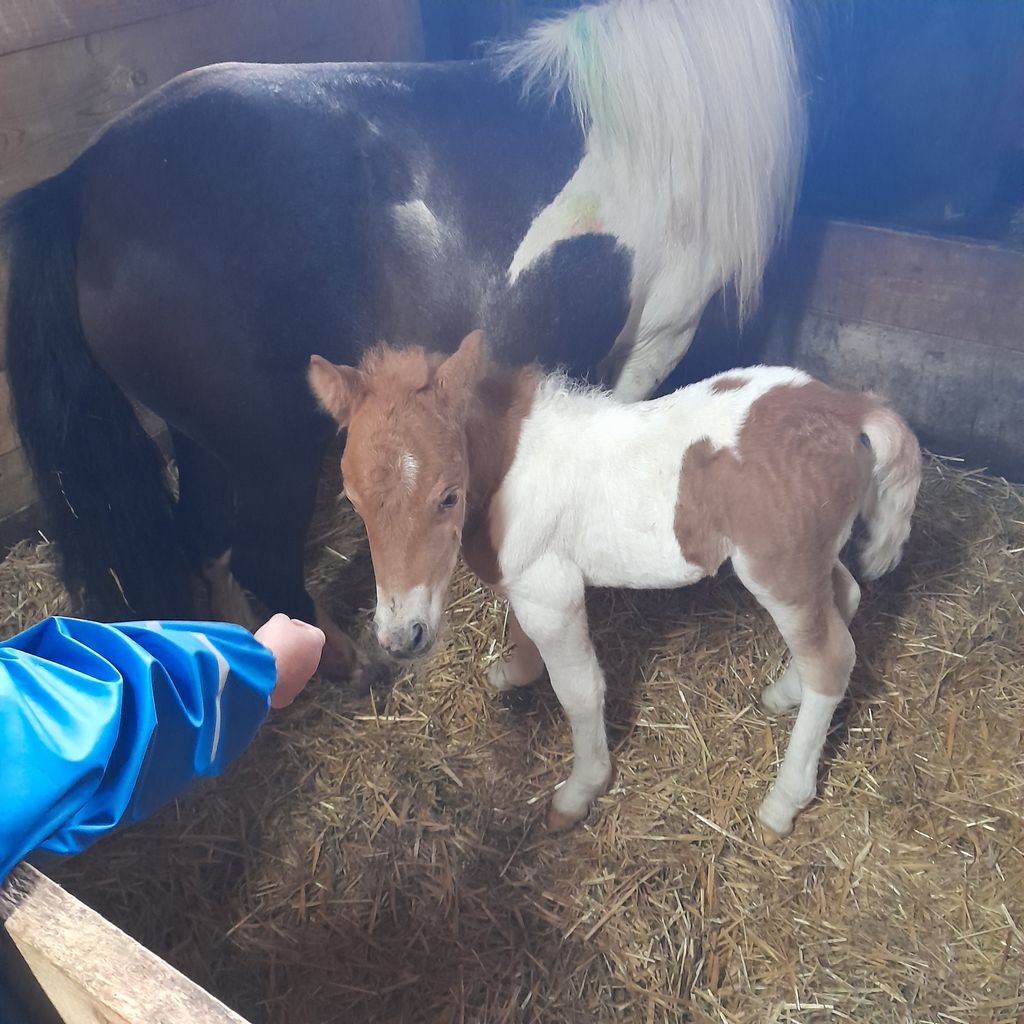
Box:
[2, 170, 191, 619]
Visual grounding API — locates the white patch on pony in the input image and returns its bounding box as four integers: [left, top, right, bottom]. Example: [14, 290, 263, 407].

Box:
[399, 450, 418, 491]
[392, 198, 445, 256]
[373, 583, 447, 653]
[493, 365, 810, 590]
[497, 0, 805, 400]
[497, 0, 804, 321]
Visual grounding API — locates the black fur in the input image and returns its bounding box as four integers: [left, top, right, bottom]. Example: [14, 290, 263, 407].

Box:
[1, 172, 191, 619]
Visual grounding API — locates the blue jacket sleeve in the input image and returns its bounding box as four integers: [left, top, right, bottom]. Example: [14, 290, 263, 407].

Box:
[0, 617, 276, 882]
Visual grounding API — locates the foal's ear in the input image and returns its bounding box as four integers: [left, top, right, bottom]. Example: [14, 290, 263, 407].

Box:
[308, 355, 366, 427]
[435, 330, 485, 415]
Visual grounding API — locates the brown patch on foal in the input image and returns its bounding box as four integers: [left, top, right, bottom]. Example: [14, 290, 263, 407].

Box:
[460, 368, 538, 585]
[675, 380, 877, 614]
[710, 375, 747, 393]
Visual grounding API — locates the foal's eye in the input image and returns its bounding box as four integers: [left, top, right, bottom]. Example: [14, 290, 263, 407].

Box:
[439, 491, 459, 512]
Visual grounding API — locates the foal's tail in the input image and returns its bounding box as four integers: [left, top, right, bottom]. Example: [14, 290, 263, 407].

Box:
[1, 170, 190, 618]
[858, 405, 922, 580]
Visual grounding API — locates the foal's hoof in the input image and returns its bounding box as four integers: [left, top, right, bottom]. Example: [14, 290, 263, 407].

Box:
[546, 807, 581, 833]
[756, 792, 796, 840]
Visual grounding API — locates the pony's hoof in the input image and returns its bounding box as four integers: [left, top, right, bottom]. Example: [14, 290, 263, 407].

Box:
[757, 792, 796, 840]
[546, 807, 580, 833]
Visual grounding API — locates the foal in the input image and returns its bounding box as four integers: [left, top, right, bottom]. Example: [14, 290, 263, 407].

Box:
[309, 332, 921, 837]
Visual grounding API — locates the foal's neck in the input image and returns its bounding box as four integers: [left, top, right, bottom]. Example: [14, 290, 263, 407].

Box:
[464, 365, 540, 513]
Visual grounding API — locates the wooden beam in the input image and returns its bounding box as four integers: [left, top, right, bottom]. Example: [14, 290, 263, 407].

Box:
[782, 220, 1024, 356]
[0, 0, 216, 58]
[1, 864, 252, 1024]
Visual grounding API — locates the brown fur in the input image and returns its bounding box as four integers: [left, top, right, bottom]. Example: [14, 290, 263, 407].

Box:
[710, 375, 747, 393]
[461, 370, 538, 585]
[310, 333, 535, 594]
[675, 381, 877, 669]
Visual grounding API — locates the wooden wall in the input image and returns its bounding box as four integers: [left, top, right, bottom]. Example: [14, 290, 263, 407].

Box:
[0, 0, 423, 535]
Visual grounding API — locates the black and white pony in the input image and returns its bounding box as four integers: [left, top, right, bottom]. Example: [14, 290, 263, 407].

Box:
[1, 0, 804, 677]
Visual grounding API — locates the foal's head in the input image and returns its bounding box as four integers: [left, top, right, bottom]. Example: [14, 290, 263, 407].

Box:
[309, 331, 484, 659]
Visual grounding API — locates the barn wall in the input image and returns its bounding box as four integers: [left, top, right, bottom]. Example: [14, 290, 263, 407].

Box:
[0, 0, 423, 536]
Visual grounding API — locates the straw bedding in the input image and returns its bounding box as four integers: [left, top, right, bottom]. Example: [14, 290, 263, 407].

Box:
[1, 454, 1021, 1024]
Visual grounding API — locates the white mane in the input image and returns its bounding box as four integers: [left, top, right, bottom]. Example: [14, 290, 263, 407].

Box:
[495, 0, 806, 321]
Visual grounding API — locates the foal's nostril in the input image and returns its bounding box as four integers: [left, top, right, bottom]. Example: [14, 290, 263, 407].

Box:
[411, 621, 425, 651]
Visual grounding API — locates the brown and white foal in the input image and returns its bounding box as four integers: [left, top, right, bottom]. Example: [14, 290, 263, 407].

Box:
[309, 332, 921, 837]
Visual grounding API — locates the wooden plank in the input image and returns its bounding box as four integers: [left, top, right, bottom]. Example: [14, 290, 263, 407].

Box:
[1, 863, 252, 1024]
[0, 0, 423, 204]
[786, 220, 1024, 356]
[0, 0, 215, 58]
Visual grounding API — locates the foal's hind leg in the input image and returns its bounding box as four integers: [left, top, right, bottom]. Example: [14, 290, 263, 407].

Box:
[761, 560, 862, 715]
[734, 554, 855, 837]
[487, 608, 545, 692]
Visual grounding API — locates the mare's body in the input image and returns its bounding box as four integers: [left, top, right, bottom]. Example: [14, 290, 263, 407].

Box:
[2, 0, 803, 676]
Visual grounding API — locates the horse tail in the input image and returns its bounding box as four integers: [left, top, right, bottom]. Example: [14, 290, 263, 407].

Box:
[858, 404, 922, 581]
[494, 0, 806, 322]
[1, 169, 191, 618]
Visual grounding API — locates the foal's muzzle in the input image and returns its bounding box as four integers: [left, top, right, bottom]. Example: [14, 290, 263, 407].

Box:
[377, 618, 433, 660]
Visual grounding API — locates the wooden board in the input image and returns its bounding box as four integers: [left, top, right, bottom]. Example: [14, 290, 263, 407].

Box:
[752, 219, 1024, 480]
[2, 863, 252, 1024]
[0, 0, 215, 58]
[0, 0, 424, 205]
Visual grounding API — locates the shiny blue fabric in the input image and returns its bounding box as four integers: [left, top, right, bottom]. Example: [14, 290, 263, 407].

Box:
[0, 617, 276, 882]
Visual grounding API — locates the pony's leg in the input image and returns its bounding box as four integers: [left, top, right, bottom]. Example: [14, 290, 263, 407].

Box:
[486, 608, 545, 692]
[171, 429, 260, 628]
[506, 558, 612, 831]
[734, 555, 855, 838]
[761, 561, 862, 715]
[605, 258, 721, 401]
[610, 322, 699, 402]
[230, 450, 358, 682]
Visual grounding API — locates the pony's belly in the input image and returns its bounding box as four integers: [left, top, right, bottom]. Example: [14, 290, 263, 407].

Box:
[575, 530, 705, 591]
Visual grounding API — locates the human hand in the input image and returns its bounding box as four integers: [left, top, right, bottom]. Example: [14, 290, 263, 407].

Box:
[254, 614, 326, 708]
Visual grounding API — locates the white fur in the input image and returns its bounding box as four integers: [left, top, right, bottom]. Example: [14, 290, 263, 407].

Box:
[497, 0, 806, 399]
[494, 366, 808, 589]
[374, 583, 446, 653]
[488, 365, 876, 833]
[859, 408, 922, 579]
[399, 450, 418, 491]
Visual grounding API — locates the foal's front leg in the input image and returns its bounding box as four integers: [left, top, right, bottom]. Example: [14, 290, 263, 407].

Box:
[506, 558, 612, 831]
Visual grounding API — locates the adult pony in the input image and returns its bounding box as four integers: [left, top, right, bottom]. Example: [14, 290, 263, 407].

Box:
[1, 0, 804, 678]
